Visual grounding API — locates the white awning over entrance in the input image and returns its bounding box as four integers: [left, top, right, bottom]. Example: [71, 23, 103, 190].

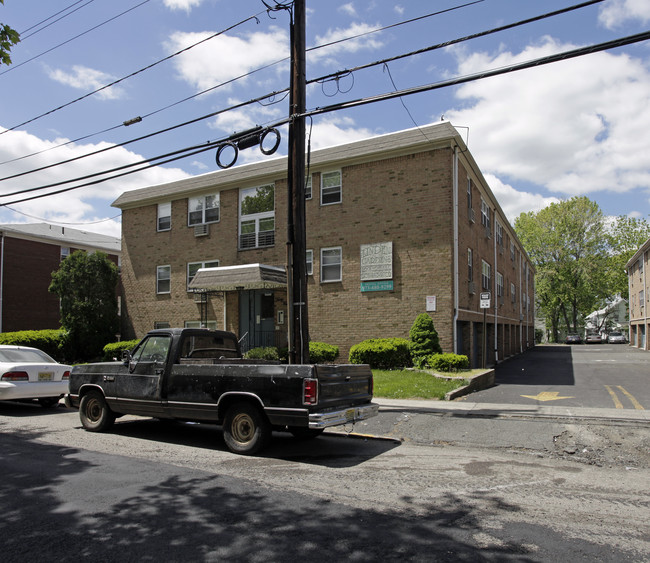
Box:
[188, 263, 286, 293]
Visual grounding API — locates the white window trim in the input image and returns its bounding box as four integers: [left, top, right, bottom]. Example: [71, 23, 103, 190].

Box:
[320, 170, 342, 206]
[321, 246, 342, 283]
[239, 185, 275, 250]
[306, 249, 313, 276]
[187, 260, 220, 290]
[188, 194, 220, 226]
[157, 265, 171, 294]
[481, 260, 491, 291]
[158, 202, 171, 232]
[467, 248, 473, 281]
[305, 174, 312, 200]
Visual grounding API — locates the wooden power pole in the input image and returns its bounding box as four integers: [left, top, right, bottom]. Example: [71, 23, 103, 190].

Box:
[287, 0, 309, 363]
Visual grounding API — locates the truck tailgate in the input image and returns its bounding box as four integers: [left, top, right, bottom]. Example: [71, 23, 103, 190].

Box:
[314, 364, 373, 409]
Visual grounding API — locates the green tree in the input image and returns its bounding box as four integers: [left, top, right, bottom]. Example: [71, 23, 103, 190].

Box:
[409, 313, 442, 367]
[49, 251, 120, 361]
[515, 197, 608, 341]
[605, 215, 650, 300]
[0, 1, 20, 66]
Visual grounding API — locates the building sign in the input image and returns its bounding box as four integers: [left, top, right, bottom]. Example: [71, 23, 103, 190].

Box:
[361, 280, 394, 292]
[480, 292, 491, 309]
[360, 241, 393, 281]
[426, 295, 437, 312]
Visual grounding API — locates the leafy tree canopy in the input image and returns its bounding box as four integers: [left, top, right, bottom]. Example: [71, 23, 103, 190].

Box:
[0, 1, 20, 66]
[49, 250, 120, 361]
[605, 214, 650, 300]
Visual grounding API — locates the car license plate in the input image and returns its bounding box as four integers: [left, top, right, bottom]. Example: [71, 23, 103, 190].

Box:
[345, 408, 355, 421]
[38, 372, 53, 381]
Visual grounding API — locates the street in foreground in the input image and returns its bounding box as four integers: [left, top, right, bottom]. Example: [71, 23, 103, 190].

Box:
[0, 402, 648, 562]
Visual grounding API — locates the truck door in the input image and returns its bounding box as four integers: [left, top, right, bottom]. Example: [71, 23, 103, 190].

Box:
[113, 334, 170, 416]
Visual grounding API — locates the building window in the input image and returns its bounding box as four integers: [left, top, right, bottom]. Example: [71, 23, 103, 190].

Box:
[481, 260, 491, 291]
[239, 184, 275, 249]
[188, 194, 220, 226]
[60, 247, 70, 261]
[305, 174, 312, 200]
[467, 178, 472, 209]
[157, 265, 171, 294]
[185, 320, 218, 330]
[467, 248, 473, 281]
[510, 241, 516, 261]
[321, 170, 342, 205]
[640, 290, 645, 309]
[306, 249, 313, 276]
[481, 199, 491, 230]
[497, 272, 504, 297]
[639, 260, 643, 279]
[496, 221, 503, 247]
[321, 247, 342, 283]
[154, 321, 170, 329]
[511, 282, 516, 303]
[187, 260, 220, 289]
[158, 202, 171, 231]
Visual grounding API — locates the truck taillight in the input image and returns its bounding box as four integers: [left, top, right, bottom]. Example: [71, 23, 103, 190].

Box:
[303, 378, 318, 405]
[1, 371, 29, 381]
[62, 371, 70, 380]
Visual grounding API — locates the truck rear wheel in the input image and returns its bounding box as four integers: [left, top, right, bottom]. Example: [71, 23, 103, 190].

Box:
[223, 402, 270, 455]
[79, 390, 115, 432]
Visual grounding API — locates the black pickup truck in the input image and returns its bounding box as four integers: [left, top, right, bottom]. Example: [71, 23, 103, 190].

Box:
[66, 328, 378, 455]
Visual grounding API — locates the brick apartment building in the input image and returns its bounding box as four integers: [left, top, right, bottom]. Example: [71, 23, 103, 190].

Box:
[113, 122, 535, 367]
[627, 236, 650, 349]
[0, 223, 121, 333]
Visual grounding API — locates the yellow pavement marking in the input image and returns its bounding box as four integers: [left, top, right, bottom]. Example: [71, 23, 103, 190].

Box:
[521, 391, 574, 402]
[604, 385, 624, 409]
[616, 385, 645, 410]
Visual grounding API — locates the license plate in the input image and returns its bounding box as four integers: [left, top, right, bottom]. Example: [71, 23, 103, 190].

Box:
[345, 408, 355, 421]
[38, 372, 53, 381]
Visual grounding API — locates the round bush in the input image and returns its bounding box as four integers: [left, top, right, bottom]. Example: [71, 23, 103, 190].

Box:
[309, 341, 339, 363]
[427, 353, 469, 372]
[349, 338, 412, 370]
[244, 347, 280, 361]
[103, 339, 140, 361]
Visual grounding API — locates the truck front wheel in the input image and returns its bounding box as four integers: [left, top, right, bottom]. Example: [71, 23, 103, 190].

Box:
[223, 402, 270, 455]
[79, 391, 115, 432]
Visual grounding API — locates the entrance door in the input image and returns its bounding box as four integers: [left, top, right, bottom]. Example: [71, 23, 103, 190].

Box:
[239, 290, 275, 350]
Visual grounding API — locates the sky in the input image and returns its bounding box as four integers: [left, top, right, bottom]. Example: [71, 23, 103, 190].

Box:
[0, 0, 649, 239]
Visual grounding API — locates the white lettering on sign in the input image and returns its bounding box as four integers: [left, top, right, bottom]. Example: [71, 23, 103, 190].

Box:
[360, 242, 393, 281]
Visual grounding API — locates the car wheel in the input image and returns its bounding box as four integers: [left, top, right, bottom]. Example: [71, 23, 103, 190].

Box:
[79, 391, 115, 432]
[223, 402, 270, 455]
[38, 397, 60, 408]
[289, 427, 324, 440]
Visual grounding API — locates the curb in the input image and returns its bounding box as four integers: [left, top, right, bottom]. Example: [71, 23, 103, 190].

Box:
[444, 369, 495, 400]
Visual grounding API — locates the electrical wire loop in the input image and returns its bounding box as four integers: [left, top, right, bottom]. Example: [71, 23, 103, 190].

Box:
[215, 143, 238, 169]
[215, 126, 282, 169]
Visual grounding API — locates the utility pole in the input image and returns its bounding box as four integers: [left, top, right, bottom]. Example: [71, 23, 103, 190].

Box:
[287, 0, 309, 363]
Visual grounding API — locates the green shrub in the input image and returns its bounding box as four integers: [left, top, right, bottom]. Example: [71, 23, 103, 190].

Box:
[309, 341, 339, 363]
[409, 313, 442, 367]
[244, 347, 280, 361]
[427, 353, 469, 372]
[0, 329, 66, 361]
[103, 339, 140, 361]
[349, 338, 412, 370]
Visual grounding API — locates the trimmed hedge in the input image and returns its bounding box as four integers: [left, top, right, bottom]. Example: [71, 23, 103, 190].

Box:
[409, 313, 441, 367]
[309, 341, 339, 363]
[244, 347, 280, 361]
[0, 329, 66, 361]
[426, 353, 469, 372]
[349, 338, 412, 370]
[102, 339, 140, 362]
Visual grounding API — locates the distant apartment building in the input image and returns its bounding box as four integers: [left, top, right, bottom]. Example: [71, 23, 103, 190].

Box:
[627, 237, 650, 349]
[0, 223, 121, 333]
[112, 122, 535, 367]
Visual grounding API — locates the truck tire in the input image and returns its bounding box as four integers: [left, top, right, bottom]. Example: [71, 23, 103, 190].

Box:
[223, 402, 270, 455]
[79, 390, 116, 432]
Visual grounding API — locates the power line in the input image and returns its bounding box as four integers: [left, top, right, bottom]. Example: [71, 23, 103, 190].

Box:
[0, 0, 152, 77]
[4, 204, 120, 225]
[19, 0, 96, 40]
[3, 29, 648, 208]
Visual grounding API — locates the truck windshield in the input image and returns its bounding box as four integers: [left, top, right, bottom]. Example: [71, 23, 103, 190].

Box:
[131, 335, 171, 363]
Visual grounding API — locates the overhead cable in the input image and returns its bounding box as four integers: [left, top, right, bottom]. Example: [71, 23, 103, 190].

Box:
[19, 0, 96, 40]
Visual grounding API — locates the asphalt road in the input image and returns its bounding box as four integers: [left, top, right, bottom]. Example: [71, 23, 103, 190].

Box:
[469, 343, 648, 410]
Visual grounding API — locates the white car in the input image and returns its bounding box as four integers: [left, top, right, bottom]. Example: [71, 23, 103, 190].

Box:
[0, 345, 71, 408]
[607, 331, 627, 344]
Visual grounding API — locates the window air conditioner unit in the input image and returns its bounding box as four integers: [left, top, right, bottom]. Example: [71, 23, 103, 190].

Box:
[468, 281, 476, 295]
[485, 226, 492, 239]
[194, 224, 209, 237]
[469, 208, 475, 223]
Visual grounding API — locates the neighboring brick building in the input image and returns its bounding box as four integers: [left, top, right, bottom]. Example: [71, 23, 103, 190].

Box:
[0, 223, 121, 333]
[627, 237, 650, 349]
[113, 122, 535, 367]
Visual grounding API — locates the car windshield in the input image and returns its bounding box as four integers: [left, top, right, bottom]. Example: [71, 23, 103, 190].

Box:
[610, 332, 621, 336]
[0, 348, 55, 363]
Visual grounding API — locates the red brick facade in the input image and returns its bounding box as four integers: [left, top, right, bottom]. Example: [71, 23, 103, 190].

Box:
[115, 124, 535, 366]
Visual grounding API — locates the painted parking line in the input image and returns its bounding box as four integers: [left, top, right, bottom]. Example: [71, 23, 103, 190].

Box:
[604, 385, 645, 410]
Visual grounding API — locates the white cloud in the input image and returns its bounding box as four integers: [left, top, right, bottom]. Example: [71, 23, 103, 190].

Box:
[444, 37, 650, 199]
[310, 22, 384, 64]
[166, 28, 289, 92]
[599, 0, 650, 28]
[484, 174, 560, 222]
[163, 0, 203, 12]
[0, 128, 189, 233]
[47, 65, 125, 100]
[308, 116, 378, 150]
[339, 3, 357, 17]
[394, 5, 405, 16]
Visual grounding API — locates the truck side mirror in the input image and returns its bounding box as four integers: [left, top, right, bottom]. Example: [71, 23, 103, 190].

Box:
[122, 349, 132, 366]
